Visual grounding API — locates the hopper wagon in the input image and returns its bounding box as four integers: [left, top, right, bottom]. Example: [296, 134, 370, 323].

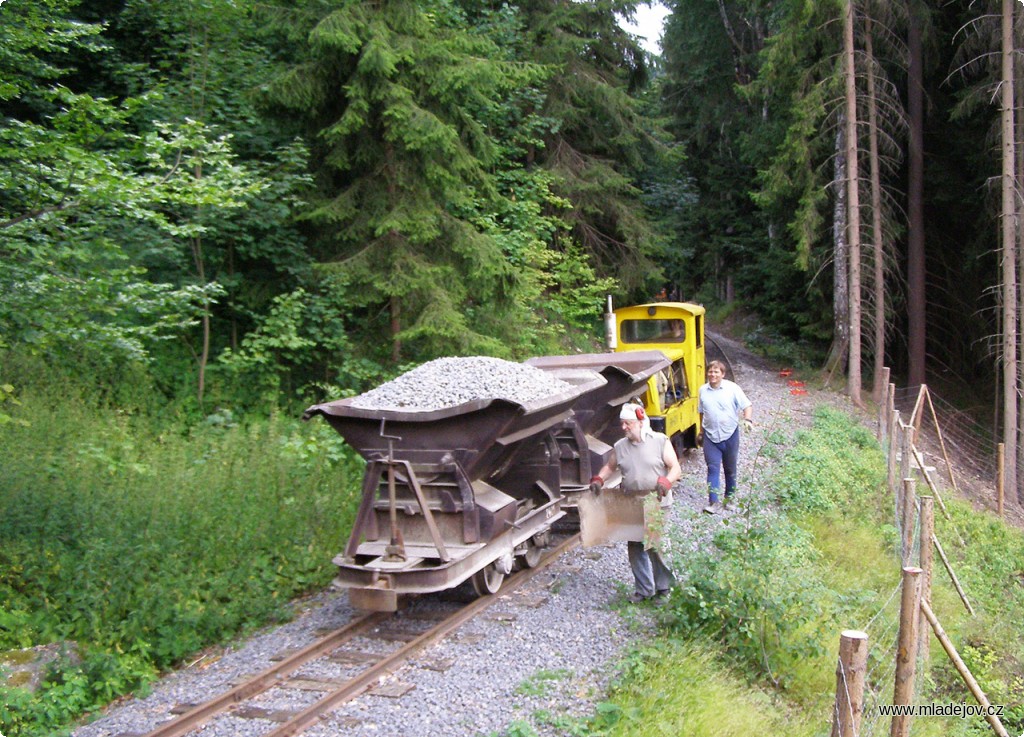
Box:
[303, 351, 670, 611]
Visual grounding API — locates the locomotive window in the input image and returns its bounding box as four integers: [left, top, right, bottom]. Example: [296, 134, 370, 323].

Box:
[673, 359, 688, 398]
[662, 359, 688, 406]
[621, 318, 686, 343]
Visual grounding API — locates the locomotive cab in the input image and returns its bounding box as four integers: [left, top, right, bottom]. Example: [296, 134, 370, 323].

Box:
[612, 301, 706, 454]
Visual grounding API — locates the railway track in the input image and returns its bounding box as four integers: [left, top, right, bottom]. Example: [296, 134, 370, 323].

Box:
[704, 332, 737, 382]
[137, 534, 581, 737]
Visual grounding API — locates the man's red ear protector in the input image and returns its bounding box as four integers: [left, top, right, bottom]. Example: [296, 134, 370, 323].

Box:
[635, 407, 645, 421]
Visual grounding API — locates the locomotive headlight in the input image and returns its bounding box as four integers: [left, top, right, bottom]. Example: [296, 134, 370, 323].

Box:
[649, 416, 666, 434]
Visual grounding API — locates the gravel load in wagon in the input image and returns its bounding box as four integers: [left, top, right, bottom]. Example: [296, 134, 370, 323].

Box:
[348, 356, 577, 412]
[304, 356, 606, 477]
[525, 350, 670, 444]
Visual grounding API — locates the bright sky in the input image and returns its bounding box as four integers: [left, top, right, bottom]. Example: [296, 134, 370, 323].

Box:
[619, 2, 670, 55]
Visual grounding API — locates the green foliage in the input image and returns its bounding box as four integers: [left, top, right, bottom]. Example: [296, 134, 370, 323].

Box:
[217, 288, 317, 400]
[495, 720, 539, 737]
[518, 0, 662, 294]
[262, 0, 554, 362]
[0, 381, 29, 428]
[0, 85, 262, 367]
[656, 0, 840, 345]
[600, 405, 1024, 737]
[0, 376, 363, 734]
[658, 0, 770, 301]
[594, 639, 816, 737]
[925, 498, 1024, 733]
[0, 0, 106, 102]
[473, 165, 618, 357]
[668, 508, 834, 694]
[770, 406, 885, 512]
[515, 668, 572, 697]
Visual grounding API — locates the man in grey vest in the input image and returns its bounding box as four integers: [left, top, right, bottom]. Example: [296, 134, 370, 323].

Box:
[589, 402, 681, 603]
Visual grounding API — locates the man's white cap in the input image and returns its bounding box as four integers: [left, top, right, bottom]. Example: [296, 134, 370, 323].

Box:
[619, 402, 646, 421]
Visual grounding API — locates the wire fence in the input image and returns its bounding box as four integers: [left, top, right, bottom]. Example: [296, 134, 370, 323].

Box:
[893, 385, 998, 478]
[828, 378, 1012, 737]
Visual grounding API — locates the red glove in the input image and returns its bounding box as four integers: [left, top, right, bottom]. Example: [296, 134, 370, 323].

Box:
[656, 476, 671, 498]
[589, 476, 604, 495]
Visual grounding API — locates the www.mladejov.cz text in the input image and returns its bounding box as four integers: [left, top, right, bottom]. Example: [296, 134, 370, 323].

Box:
[877, 702, 1004, 719]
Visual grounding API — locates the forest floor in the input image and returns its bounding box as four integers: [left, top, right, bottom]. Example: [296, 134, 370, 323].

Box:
[712, 311, 1022, 531]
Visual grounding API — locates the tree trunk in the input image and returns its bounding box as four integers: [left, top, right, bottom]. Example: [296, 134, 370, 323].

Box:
[189, 17, 211, 408]
[1000, 0, 1019, 503]
[828, 122, 850, 376]
[844, 0, 864, 406]
[865, 15, 887, 404]
[390, 296, 402, 364]
[1015, 9, 1024, 504]
[191, 232, 210, 408]
[907, 0, 926, 388]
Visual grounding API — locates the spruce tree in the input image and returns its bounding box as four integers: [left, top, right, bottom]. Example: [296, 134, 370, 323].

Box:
[516, 0, 661, 294]
[264, 0, 546, 362]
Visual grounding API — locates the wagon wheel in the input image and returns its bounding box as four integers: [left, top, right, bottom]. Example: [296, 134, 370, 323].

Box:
[471, 564, 505, 596]
[515, 538, 543, 570]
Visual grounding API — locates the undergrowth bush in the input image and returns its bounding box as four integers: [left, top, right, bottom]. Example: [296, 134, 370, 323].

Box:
[0, 381, 363, 736]
[770, 406, 886, 513]
[927, 498, 1024, 733]
[598, 639, 818, 737]
[665, 407, 889, 704]
[669, 509, 835, 698]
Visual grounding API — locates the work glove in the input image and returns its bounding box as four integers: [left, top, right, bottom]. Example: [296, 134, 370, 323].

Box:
[589, 476, 604, 495]
[742, 418, 754, 433]
[656, 476, 672, 500]
[696, 430, 703, 447]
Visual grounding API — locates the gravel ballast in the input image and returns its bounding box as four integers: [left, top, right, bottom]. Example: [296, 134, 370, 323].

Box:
[72, 337, 854, 737]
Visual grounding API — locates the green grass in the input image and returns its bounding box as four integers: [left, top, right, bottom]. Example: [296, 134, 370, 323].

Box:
[0, 380, 363, 736]
[516, 669, 574, 697]
[598, 639, 819, 737]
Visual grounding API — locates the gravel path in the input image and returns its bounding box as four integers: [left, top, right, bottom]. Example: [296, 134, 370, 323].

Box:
[72, 337, 859, 737]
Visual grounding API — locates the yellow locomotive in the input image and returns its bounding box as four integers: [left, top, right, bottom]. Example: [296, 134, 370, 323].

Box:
[608, 300, 706, 454]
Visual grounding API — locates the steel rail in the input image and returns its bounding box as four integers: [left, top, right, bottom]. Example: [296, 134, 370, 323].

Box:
[264, 533, 582, 737]
[704, 332, 736, 383]
[141, 610, 389, 737]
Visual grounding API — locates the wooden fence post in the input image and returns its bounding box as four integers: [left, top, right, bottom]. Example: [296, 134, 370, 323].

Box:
[832, 630, 869, 737]
[918, 496, 934, 670]
[878, 367, 891, 443]
[887, 382, 895, 431]
[911, 445, 951, 520]
[901, 478, 917, 566]
[997, 443, 1005, 517]
[890, 567, 922, 737]
[910, 385, 926, 444]
[888, 409, 900, 497]
[900, 422, 912, 487]
[922, 389, 959, 493]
